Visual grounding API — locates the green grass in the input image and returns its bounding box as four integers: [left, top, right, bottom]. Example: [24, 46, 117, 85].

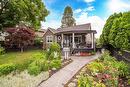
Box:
[0, 49, 42, 65]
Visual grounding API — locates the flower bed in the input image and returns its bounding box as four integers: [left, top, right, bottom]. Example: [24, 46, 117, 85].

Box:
[65, 51, 130, 87]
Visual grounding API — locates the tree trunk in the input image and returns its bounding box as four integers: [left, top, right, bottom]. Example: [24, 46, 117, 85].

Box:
[21, 46, 23, 52]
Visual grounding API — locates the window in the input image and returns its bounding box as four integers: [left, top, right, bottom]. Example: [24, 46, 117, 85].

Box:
[46, 35, 53, 43]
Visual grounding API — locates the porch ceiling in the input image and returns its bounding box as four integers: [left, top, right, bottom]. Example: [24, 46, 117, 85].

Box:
[55, 30, 97, 35]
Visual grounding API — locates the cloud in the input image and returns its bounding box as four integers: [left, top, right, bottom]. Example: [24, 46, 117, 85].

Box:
[108, 0, 130, 13]
[75, 12, 105, 38]
[74, 9, 82, 13]
[74, 6, 95, 14]
[41, 20, 61, 29]
[84, 0, 95, 3]
[86, 6, 95, 11]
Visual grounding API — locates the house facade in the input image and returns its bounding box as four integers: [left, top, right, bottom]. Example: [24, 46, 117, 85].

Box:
[43, 23, 97, 54]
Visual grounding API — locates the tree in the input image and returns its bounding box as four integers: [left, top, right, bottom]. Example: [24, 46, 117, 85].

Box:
[5, 26, 35, 52]
[0, 0, 49, 30]
[61, 6, 76, 28]
[100, 11, 130, 50]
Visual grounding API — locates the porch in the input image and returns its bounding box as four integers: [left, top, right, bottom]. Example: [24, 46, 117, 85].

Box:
[55, 31, 96, 55]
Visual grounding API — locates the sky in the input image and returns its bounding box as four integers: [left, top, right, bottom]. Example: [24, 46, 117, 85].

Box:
[42, 0, 130, 38]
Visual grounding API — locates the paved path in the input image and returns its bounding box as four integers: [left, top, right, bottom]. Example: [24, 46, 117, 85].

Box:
[39, 53, 100, 87]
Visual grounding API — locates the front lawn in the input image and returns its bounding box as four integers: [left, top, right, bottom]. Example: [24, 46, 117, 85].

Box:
[0, 43, 63, 87]
[0, 49, 42, 65]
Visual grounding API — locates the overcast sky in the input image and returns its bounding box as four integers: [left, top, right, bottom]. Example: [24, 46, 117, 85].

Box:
[42, 0, 130, 38]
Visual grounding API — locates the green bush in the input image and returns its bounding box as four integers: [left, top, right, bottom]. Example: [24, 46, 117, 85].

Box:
[118, 61, 129, 76]
[0, 63, 16, 76]
[15, 59, 32, 71]
[35, 59, 49, 71]
[0, 46, 5, 55]
[27, 62, 41, 76]
[34, 37, 43, 46]
[31, 52, 46, 60]
[50, 60, 61, 69]
[50, 42, 61, 53]
[27, 59, 49, 75]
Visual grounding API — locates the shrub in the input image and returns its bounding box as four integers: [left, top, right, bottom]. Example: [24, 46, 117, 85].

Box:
[27, 62, 41, 76]
[15, 59, 32, 71]
[35, 59, 49, 71]
[34, 37, 43, 46]
[50, 42, 61, 53]
[50, 60, 61, 69]
[78, 75, 94, 87]
[27, 59, 49, 75]
[0, 63, 16, 76]
[31, 52, 46, 60]
[0, 46, 5, 55]
[118, 61, 129, 77]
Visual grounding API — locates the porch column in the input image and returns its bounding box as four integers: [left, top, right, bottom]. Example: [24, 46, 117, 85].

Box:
[72, 33, 75, 48]
[91, 33, 95, 51]
[91, 33, 94, 48]
[93, 33, 96, 51]
[61, 34, 64, 48]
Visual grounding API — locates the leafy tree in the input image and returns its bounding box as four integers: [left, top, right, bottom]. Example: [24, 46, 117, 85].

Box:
[61, 6, 76, 28]
[5, 26, 35, 52]
[0, 0, 49, 30]
[100, 11, 130, 50]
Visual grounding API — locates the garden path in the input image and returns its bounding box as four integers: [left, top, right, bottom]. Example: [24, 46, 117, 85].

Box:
[39, 53, 100, 87]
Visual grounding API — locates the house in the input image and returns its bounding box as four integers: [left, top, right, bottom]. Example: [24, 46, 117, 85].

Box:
[35, 29, 46, 38]
[43, 23, 97, 54]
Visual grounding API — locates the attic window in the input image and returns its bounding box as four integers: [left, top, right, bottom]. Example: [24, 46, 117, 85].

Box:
[46, 35, 53, 43]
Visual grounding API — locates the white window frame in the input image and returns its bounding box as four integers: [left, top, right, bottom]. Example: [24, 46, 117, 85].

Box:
[46, 35, 53, 43]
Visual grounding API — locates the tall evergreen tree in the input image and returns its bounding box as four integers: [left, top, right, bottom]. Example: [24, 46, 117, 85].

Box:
[100, 11, 130, 50]
[61, 6, 76, 28]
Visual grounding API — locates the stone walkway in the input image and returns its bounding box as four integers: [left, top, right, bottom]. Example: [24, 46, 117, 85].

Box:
[39, 53, 100, 87]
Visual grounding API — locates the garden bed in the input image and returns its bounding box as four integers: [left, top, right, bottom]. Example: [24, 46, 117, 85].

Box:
[65, 52, 130, 87]
[49, 59, 73, 77]
[0, 71, 49, 87]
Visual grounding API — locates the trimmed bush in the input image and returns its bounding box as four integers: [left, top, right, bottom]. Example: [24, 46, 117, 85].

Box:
[0, 63, 16, 76]
[50, 60, 61, 69]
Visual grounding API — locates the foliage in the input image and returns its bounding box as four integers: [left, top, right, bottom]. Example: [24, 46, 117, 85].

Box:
[0, 0, 49, 30]
[0, 63, 16, 76]
[100, 11, 130, 50]
[27, 62, 41, 76]
[47, 42, 61, 60]
[15, 59, 32, 71]
[78, 51, 129, 87]
[34, 37, 43, 46]
[31, 52, 46, 60]
[96, 38, 102, 48]
[78, 75, 106, 87]
[50, 60, 62, 69]
[0, 46, 5, 55]
[5, 26, 35, 52]
[0, 71, 49, 87]
[61, 6, 76, 28]
[28, 59, 49, 75]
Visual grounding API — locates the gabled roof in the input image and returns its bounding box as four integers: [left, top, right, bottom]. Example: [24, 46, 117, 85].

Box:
[43, 27, 56, 37]
[56, 23, 92, 33]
